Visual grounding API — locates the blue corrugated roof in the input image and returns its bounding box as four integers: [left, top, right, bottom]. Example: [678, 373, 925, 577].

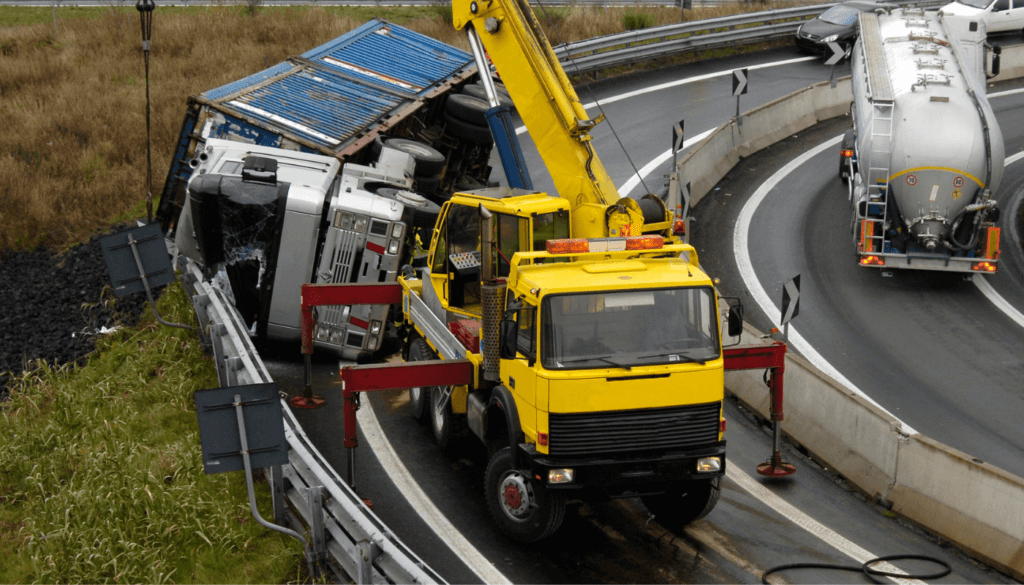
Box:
[196, 20, 473, 151]
[302, 19, 472, 96]
[202, 62, 293, 102]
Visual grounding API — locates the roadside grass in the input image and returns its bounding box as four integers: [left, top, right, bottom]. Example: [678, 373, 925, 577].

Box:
[0, 283, 303, 583]
[0, 1, 825, 255]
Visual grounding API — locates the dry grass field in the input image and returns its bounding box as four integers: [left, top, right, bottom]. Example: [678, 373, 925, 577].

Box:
[0, 2, 811, 254]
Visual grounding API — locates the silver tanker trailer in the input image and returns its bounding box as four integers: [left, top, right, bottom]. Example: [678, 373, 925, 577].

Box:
[840, 7, 1004, 274]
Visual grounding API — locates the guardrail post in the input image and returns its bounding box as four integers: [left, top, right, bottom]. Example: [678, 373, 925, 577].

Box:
[307, 486, 327, 578]
[357, 539, 382, 585]
[270, 464, 286, 525]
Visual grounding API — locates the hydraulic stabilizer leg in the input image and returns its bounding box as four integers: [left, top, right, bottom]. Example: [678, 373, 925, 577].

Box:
[723, 341, 796, 477]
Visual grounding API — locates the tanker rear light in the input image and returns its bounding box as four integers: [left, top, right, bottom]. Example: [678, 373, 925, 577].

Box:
[545, 235, 665, 254]
[972, 261, 997, 272]
[840, 149, 854, 158]
[860, 255, 885, 266]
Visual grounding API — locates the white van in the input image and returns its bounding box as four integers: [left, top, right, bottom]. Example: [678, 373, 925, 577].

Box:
[939, 0, 1024, 34]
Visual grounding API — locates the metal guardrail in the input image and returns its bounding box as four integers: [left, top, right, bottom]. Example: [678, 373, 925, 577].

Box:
[554, 0, 947, 74]
[177, 258, 445, 585]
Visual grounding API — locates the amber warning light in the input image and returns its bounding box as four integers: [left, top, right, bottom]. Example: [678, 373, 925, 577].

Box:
[546, 235, 665, 254]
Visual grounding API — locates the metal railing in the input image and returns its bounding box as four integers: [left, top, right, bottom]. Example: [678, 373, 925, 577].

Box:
[177, 259, 445, 585]
[554, 0, 948, 74]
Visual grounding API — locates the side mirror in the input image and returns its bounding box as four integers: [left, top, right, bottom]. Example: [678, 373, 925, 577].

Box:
[499, 317, 517, 359]
[727, 304, 744, 338]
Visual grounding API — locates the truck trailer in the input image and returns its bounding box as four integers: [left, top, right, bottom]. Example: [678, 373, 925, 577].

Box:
[159, 20, 501, 359]
[841, 8, 1004, 274]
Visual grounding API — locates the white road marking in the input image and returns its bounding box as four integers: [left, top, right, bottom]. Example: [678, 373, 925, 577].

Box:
[617, 129, 714, 196]
[726, 464, 925, 585]
[358, 401, 513, 585]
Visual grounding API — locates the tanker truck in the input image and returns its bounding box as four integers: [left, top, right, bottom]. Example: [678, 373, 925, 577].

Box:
[840, 7, 1004, 274]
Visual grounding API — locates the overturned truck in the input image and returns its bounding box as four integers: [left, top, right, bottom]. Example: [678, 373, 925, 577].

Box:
[158, 20, 503, 359]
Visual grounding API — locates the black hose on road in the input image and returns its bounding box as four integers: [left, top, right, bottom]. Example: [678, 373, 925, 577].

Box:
[762, 554, 952, 584]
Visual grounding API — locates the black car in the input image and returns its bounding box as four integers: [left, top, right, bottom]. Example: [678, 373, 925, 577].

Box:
[795, 0, 893, 59]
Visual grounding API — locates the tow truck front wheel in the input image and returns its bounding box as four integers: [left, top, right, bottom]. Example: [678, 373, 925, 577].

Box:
[407, 338, 431, 421]
[430, 385, 454, 448]
[641, 476, 721, 531]
[485, 447, 566, 543]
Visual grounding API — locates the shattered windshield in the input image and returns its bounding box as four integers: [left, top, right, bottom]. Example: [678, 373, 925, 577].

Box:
[541, 287, 720, 371]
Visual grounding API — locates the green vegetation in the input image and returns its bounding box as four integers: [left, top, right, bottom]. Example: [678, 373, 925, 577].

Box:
[623, 9, 658, 30]
[0, 284, 303, 583]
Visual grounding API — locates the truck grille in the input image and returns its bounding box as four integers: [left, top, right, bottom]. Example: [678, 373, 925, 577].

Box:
[548, 401, 721, 457]
[319, 227, 362, 330]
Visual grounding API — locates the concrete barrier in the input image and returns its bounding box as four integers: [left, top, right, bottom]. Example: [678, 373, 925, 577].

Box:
[683, 47, 1024, 579]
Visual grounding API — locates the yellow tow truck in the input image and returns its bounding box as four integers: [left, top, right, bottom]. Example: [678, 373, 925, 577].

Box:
[302, 0, 791, 543]
[389, 0, 744, 541]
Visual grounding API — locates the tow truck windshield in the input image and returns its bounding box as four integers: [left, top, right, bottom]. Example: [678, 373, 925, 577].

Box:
[541, 287, 720, 370]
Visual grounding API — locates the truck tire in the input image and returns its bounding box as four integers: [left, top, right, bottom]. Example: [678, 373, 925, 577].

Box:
[407, 338, 431, 421]
[375, 188, 441, 230]
[485, 447, 566, 543]
[384, 138, 446, 176]
[430, 384, 455, 448]
[444, 112, 494, 145]
[460, 83, 515, 110]
[641, 476, 721, 531]
[446, 93, 491, 126]
[414, 174, 441, 198]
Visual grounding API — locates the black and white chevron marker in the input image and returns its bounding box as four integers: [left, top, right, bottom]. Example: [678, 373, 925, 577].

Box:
[824, 42, 845, 66]
[781, 274, 800, 326]
[732, 68, 748, 96]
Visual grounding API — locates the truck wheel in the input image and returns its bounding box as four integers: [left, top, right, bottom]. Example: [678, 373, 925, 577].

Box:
[460, 83, 515, 110]
[384, 138, 446, 176]
[485, 447, 566, 543]
[641, 477, 721, 531]
[430, 384, 455, 448]
[444, 112, 494, 145]
[414, 174, 441, 198]
[376, 188, 441, 229]
[407, 338, 431, 421]
[446, 93, 491, 126]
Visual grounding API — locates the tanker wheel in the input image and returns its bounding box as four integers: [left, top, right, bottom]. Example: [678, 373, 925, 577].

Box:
[641, 476, 721, 532]
[485, 447, 566, 543]
[430, 384, 455, 448]
[407, 338, 432, 422]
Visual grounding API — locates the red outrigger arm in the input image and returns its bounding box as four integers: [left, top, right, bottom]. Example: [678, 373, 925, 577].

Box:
[724, 340, 795, 477]
[339, 360, 474, 449]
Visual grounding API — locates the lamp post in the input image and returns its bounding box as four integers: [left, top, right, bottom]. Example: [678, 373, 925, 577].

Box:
[136, 0, 155, 224]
